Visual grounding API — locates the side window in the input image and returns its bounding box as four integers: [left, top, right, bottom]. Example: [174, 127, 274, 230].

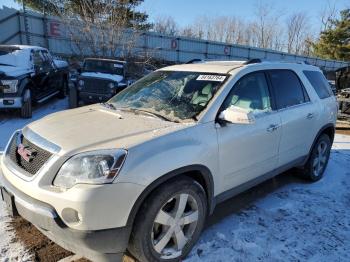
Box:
[32, 50, 43, 70]
[303, 70, 333, 99]
[269, 70, 308, 109]
[222, 72, 272, 113]
[40, 51, 54, 72]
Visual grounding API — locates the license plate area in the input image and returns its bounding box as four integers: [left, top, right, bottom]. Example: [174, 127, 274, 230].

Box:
[0, 187, 19, 217]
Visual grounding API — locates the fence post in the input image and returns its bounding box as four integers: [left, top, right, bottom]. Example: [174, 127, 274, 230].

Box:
[42, 12, 49, 49]
[17, 11, 22, 44]
[22, 3, 31, 45]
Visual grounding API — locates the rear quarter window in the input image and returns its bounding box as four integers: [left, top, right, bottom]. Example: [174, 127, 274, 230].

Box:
[303, 70, 333, 99]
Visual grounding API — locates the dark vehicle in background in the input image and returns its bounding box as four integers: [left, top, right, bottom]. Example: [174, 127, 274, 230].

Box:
[335, 66, 350, 118]
[0, 45, 68, 118]
[69, 58, 131, 108]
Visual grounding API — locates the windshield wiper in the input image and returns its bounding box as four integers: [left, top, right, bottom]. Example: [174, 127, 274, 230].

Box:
[101, 102, 117, 110]
[131, 108, 175, 122]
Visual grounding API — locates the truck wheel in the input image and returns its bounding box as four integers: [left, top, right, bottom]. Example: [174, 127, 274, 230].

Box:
[20, 89, 32, 118]
[58, 80, 68, 99]
[299, 134, 331, 182]
[128, 178, 207, 262]
[69, 85, 78, 108]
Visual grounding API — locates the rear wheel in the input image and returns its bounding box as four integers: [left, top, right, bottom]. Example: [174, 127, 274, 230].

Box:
[20, 89, 32, 118]
[300, 134, 331, 181]
[128, 178, 207, 262]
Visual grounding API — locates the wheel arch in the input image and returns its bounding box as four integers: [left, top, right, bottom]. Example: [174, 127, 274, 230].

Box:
[304, 123, 335, 165]
[126, 164, 215, 227]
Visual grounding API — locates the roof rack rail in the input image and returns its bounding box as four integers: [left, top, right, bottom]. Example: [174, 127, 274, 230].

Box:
[185, 59, 203, 64]
[243, 59, 262, 65]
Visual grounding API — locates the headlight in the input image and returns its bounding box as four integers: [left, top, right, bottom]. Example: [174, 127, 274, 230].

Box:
[53, 149, 127, 189]
[2, 80, 18, 93]
[108, 82, 115, 89]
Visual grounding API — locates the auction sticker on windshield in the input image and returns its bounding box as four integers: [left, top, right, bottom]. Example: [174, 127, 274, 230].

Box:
[197, 75, 226, 82]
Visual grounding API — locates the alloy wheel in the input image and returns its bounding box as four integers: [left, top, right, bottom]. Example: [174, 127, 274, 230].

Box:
[151, 193, 199, 259]
[313, 141, 328, 177]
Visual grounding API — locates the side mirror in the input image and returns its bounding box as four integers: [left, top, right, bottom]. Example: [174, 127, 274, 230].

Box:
[218, 106, 255, 124]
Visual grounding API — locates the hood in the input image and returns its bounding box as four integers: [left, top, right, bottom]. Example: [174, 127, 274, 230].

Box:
[81, 72, 124, 82]
[0, 65, 32, 78]
[25, 104, 190, 155]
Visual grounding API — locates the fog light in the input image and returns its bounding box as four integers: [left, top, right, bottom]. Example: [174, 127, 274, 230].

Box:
[61, 208, 81, 224]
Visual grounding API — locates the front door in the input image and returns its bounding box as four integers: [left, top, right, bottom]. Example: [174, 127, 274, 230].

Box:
[216, 71, 282, 192]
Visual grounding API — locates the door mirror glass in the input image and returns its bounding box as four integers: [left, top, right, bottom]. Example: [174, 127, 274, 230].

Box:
[219, 106, 255, 124]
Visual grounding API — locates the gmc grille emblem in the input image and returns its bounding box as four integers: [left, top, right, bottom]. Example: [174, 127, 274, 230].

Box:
[17, 144, 37, 162]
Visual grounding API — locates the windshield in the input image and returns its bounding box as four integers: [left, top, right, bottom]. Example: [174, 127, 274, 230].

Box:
[83, 60, 124, 75]
[109, 71, 227, 122]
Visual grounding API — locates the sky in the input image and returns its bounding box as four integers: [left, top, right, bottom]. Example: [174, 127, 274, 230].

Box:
[1, 0, 350, 32]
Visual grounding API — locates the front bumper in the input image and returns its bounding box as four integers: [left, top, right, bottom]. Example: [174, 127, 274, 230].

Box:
[0, 163, 131, 262]
[0, 97, 22, 109]
[78, 91, 113, 104]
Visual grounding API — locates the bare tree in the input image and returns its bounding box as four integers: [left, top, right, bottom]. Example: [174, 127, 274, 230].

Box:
[153, 16, 179, 36]
[286, 12, 310, 54]
[57, 0, 142, 60]
[320, 0, 338, 31]
[253, 1, 283, 49]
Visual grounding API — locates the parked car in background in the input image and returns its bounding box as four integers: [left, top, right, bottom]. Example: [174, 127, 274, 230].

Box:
[69, 58, 132, 108]
[0, 60, 337, 262]
[0, 45, 68, 118]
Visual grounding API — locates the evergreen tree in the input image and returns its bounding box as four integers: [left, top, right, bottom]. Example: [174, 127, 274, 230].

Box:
[313, 9, 350, 60]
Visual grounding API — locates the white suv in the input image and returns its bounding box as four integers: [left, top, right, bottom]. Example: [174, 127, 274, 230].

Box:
[0, 60, 338, 262]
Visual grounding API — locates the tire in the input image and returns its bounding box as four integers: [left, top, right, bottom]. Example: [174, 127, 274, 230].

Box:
[128, 177, 207, 262]
[68, 85, 78, 108]
[300, 134, 331, 181]
[20, 89, 32, 118]
[58, 79, 67, 99]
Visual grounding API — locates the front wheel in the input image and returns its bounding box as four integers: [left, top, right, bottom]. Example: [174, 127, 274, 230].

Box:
[300, 134, 331, 181]
[128, 178, 207, 262]
[68, 85, 78, 108]
[20, 89, 32, 118]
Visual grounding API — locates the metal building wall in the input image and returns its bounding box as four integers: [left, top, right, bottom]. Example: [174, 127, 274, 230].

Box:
[0, 6, 349, 71]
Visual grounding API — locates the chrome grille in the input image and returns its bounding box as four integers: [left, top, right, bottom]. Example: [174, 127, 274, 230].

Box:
[8, 133, 52, 176]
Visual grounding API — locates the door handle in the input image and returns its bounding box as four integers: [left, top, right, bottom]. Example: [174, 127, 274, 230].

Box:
[307, 113, 314, 119]
[267, 124, 279, 132]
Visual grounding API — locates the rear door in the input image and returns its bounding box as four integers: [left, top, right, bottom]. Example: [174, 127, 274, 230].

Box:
[268, 69, 319, 166]
[216, 71, 282, 192]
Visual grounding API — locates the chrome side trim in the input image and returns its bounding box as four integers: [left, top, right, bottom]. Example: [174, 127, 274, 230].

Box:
[22, 127, 61, 154]
[37, 91, 60, 103]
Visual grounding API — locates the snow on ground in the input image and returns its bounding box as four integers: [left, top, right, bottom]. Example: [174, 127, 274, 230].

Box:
[186, 134, 350, 262]
[0, 209, 32, 262]
[0, 99, 350, 261]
